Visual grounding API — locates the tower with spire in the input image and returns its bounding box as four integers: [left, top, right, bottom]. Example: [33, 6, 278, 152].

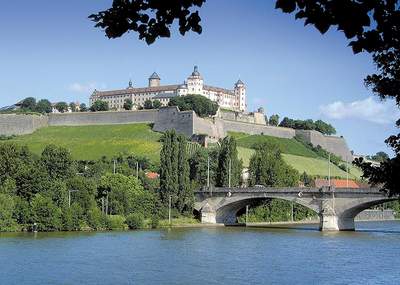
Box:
[186, 65, 204, 95]
[148, 72, 161, 87]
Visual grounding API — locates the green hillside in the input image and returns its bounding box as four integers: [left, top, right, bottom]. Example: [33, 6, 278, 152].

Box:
[229, 132, 318, 158]
[4, 125, 362, 179]
[237, 147, 361, 179]
[6, 124, 162, 162]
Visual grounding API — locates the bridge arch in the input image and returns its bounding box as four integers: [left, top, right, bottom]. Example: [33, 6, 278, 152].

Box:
[195, 187, 397, 231]
[215, 196, 318, 224]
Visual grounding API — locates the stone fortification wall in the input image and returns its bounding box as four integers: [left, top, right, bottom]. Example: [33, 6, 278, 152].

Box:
[219, 110, 266, 125]
[295, 129, 352, 160]
[152, 106, 194, 137]
[0, 114, 48, 136]
[220, 119, 296, 139]
[48, 110, 158, 126]
[193, 116, 225, 139]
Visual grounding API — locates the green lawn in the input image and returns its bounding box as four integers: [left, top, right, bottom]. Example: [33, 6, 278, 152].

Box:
[237, 147, 362, 179]
[6, 124, 162, 162]
[229, 132, 318, 158]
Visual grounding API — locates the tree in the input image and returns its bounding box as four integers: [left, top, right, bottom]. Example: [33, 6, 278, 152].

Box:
[79, 103, 88, 112]
[168, 94, 218, 117]
[314, 120, 336, 135]
[31, 194, 62, 231]
[144, 99, 153, 109]
[268, 114, 280, 126]
[69, 102, 77, 112]
[55, 102, 69, 113]
[248, 142, 299, 187]
[279, 117, 294, 128]
[0, 194, 17, 231]
[90, 100, 109, 112]
[35, 99, 52, 114]
[41, 145, 75, 180]
[153, 99, 162, 109]
[371, 151, 389, 163]
[216, 136, 242, 187]
[159, 130, 192, 213]
[21, 97, 36, 111]
[176, 134, 192, 213]
[90, 0, 205, 45]
[123, 98, 133, 110]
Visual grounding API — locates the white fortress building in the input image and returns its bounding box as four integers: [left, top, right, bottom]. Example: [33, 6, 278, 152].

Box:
[90, 66, 246, 112]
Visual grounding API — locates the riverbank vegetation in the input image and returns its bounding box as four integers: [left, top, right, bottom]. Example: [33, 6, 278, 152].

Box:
[0, 131, 243, 232]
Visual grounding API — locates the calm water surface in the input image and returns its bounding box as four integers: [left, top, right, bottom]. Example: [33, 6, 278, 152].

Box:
[1, 221, 400, 285]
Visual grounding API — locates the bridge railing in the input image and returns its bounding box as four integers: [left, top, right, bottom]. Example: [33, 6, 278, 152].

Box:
[195, 186, 384, 194]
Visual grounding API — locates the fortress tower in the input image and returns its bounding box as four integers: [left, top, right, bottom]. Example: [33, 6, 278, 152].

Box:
[234, 79, 246, 112]
[186, 66, 204, 94]
[148, 72, 161, 87]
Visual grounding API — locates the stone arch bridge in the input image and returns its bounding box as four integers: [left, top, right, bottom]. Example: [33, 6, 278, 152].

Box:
[194, 186, 397, 231]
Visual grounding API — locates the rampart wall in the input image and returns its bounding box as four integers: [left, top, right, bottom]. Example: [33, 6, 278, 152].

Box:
[48, 110, 158, 126]
[219, 119, 295, 139]
[0, 114, 48, 136]
[152, 106, 193, 137]
[295, 129, 352, 160]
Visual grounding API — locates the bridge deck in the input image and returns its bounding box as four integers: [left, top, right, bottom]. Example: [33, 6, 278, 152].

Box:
[194, 187, 384, 195]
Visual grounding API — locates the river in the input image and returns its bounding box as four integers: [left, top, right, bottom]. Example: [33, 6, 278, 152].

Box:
[1, 221, 400, 284]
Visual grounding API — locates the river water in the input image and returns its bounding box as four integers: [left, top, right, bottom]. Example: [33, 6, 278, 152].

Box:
[1, 221, 400, 285]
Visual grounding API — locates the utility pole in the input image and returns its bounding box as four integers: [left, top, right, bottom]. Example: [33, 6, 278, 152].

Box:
[245, 205, 249, 225]
[346, 157, 349, 188]
[228, 158, 231, 188]
[105, 192, 109, 215]
[68, 189, 78, 208]
[113, 160, 116, 174]
[168, 195, 172, 226]
[291, 201, 294, 222]
[136, 161, 139, 179]
[328, 153, 331, 187]
[207, 156, 210, 188]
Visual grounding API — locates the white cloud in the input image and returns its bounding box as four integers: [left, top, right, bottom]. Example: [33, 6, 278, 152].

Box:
[319, 97, 399, 124]
[69, 82, 105, 93]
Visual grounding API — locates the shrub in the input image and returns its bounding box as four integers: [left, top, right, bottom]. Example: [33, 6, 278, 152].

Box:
[106, 215, 126, 230]
[126, 213, 144, 229]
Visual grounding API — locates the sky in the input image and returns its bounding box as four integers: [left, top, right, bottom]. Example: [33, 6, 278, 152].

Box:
[0, 0, 398, 156]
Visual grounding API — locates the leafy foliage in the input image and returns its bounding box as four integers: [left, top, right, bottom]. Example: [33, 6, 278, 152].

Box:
[268, 114, 279, 126]
[124, 99, 133, 110]
[89, 0, 205, 45]
[159, 130, 193, 213]
[279, 117, 336, 135]
[90, 100, 109, 112]
[216, 136, 243, 187]
[168, 94, 218, 117]
[248, 142, 299, 187]
[36, 99, 52, 114]
[55, 102, 69, 113]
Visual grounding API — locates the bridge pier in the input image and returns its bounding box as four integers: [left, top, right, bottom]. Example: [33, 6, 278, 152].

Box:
[319, 214, 355, 231]
[200, 203, 217, 224]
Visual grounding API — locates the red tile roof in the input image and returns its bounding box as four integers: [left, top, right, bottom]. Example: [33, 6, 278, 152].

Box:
[314, 178, 360, 188]
[146, 172, 159, 179]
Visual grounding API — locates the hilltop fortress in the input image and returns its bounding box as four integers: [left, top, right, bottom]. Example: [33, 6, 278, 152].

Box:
[90, 66, 246, 112]
[0, 107, 352, 161]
